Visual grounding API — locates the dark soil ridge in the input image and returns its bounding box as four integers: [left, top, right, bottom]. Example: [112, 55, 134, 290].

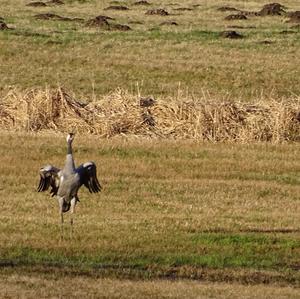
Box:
[86, 15, 131, 31]
[133, 0, 151, 5]
[0, 20, 9, 30]
[47, 0, 64, 4]
[26, 1, 47, 7]
[219, 3, 288, 17]
[34, 13, 83, 21]
[104, 5, 129, 11]
[1, 263, 299, 286]
[225, 14, 247, 20]
[146, 9, 169, 16]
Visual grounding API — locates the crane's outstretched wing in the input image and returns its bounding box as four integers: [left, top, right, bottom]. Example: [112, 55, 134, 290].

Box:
[76, 161, 102, 193]
[37, 165, 61, 197]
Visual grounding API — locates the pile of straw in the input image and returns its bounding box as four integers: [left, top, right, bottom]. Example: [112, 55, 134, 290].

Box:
[0, 87, 299, 142]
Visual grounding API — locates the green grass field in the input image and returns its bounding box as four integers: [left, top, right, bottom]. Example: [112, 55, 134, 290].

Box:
[0, 134, 299, 297]
[0, 0, 300, 297]
[0, 0, 300, 99]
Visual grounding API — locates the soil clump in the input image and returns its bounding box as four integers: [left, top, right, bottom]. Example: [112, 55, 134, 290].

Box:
[220, 30, 243, 39]
[86, 15, 131, 31]
[133, 1, 150, 5]
[145, 9, 169, 16]
[46, 0, 64, 5]
[173, 8, 193, 11]
[286, 11, 300, 23]
[160, 21, 178, 26]
[104, 5, 129, 11]
[34, 13, 81, 21]
[259, 3, 286, 16]
[217, 7, 239, 12]
[26, 1, 47, 6]
[0, 20, 9, 30]
[225, 14, 247, 20]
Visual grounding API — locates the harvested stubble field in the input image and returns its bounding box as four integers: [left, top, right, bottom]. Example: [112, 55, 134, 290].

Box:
[0, 0, 300, 298]
[1, 134, 300, 297]
[0, 0, 300, 98]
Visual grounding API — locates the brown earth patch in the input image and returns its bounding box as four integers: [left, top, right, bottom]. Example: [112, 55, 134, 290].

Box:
[259, 3, 286, 16]
[86, 16, 110, 28]
[173, 7, 193, 11]
[225, 14, 247, 20]
[286, 15, 300, 23]
[258, 40, 274, 44]
[110, 23, 131, 31]
[34, 13, 81, 21]
[160, 21, 178, 26]
[240, 11, 260, 16]
[0, 20, 9, 30]
[217, 7, 239, 12]
[26, 1, 47, 6]
[46, 0, 64, 5]
[227, 25, 256, 29]
[146, 9, 169, 16]
[86, 16, 131, 31]
[287, 11, 300, 18]
[104, 5, 129, 11]
[128, 20, 144, 24]
[220, 30, 243, 39]
[133, 0, 151, 5]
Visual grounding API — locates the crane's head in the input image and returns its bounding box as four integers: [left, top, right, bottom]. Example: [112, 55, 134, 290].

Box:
[66, 133, 75, 143]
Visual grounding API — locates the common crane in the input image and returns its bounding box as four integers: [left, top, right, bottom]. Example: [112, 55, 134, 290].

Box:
[37, 133, 101, 236]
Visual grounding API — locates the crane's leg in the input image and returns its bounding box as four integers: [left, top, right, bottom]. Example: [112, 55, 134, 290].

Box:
[58, 197, 64, 240]
[70, 197, 77, 238]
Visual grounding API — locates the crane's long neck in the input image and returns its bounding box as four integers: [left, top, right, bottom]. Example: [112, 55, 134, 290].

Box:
[65, 140, 75, 174]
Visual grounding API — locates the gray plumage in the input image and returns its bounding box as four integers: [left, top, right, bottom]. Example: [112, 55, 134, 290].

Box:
[38, 133, 101, 236]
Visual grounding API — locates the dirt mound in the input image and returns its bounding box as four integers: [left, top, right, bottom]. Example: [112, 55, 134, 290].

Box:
[259, 3, 286, 16]
[34, 13, 74, 21]
[160, 21, 178, 26]
[86, 16, 131, 31]
[287, 11, 300, 18]
[110, 24, 131, 31]
[173, 7, 193, 11]
[1, 88, 299, 142]
[227, 25, 256, 29]
[46, 0, 64, 5]
[133, 0, 151, 5]
[146, 9, 169, 16]
[0, 20, 9, 30]
[258, 40, 274, 44]
[220, 30, 243, 39]
[286, 11, 300, 23]
[26, 1, 47, 6]
[104, 5, 129, 11]
[217, 7, 239, 12]
[86, 15, 114, 27]
[287, 15, 300, 23]
[239, 10, 260, 16]
[225, 14, 247, 20]
[128, 20, 144, 24]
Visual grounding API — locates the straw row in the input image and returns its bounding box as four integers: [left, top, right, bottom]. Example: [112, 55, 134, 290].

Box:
[0, 88, 299, 142]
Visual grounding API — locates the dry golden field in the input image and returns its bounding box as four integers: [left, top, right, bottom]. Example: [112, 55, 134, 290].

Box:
[0, 0, 300, 98]
[0, 133, 299, 297]
[0, 0, 300, 297]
